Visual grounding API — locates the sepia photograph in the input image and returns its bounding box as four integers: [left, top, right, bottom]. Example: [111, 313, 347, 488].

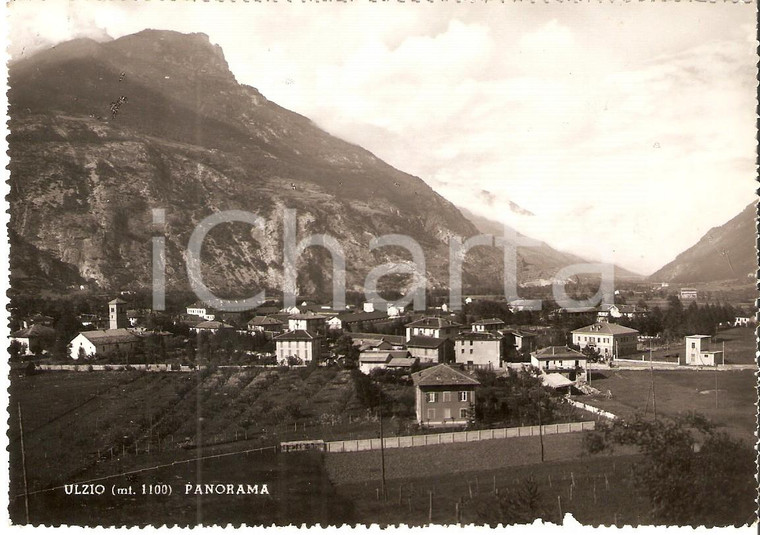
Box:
[3, 0, 758, 528]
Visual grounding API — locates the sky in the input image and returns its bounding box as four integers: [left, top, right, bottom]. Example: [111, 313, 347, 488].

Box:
[6, 0, 758, 275]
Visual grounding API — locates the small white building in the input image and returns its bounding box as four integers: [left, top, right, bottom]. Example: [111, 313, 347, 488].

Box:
[274, 330, 322, 365]
[454, 332, 504, 369]
[531, 346, 588, 383]
[69, 329, 140, 360]
[683, 335, 723, 366]
[405, 317, 461, 341]
[358, 350, 411, 375]
[471, 318, 506, 333]
[186, 302, 217, 321]
[191, 320, 234, 334]
[734, 316, 755, 327]
[288, 312, 327, 333]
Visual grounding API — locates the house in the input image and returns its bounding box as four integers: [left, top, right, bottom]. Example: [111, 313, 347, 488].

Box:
[351, 333, 406, 349]
[453, 332, 504, 369]
[405, 316, 461, 341]
[597, 304, 647, 322]
[500, 330, 538, 360]
[288, 312, 327, 334]
[21, 313, 54, 329]
[508, 299, 539, 313]
[683, 335, 723, 366]
[10, 324, 56, 356]
[327, 310, 389, 331]
[571, 323, 639, 359]
[191, 320, 234, 334]
[355, 339, 395, 352]
[531, 346, 588, 383]
[471, 318, 506, 333]
[69, 329, 140, 360]
[186, 301, 217, 321]
[387, 356, 418, 371]
[679, 288, 698, 301]
[411, 364, 480, 426]
[734, 316, 755, 327]
[358, 350, 411, 374]
[363, 301, 405, 317]
[247, 316, 284, 335]
[274, 330, 322, 365]
[407, 336, 451, 364]
[126, 309, 147, 328]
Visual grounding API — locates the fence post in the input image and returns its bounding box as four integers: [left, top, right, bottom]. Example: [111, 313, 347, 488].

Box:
[428, 490, 433, 523]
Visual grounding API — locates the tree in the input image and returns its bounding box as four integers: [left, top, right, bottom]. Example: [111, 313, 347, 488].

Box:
[8, 340, 26, 360]
[587, 414, 756, 526]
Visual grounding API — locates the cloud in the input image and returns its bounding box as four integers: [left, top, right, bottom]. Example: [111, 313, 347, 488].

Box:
[7, 2, 756, 275]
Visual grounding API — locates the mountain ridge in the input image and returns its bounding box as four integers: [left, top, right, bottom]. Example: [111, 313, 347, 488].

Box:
[649, 202, 757, 283]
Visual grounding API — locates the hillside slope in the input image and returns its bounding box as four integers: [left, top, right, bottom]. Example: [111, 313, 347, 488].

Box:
[9, 30, 505, 297]
[649, 202, 756, 283]
[458, 206, 642, 284]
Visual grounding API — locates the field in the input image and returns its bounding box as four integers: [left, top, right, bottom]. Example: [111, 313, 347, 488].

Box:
[325, 435, 646, 525]
[629, 326, 756, 364]
[582, 368, 756, 441]
[7, 366, 400, 523]
[713, 326, 757, 364]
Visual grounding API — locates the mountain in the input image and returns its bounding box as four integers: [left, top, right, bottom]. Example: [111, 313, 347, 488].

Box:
[9, 30, 634, 299]
[649, 202, 757, 283]
[9, 30, 508, 298]
[458, 207, 642, 285]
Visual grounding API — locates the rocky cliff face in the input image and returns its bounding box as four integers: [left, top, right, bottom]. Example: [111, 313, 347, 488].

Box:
[9, 30, 508, 297]
[649, 202, 756, 283]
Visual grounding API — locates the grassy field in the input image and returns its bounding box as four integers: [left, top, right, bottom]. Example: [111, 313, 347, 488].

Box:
[10, 449, 352, 526]
[713, 326, 757, 364]
[325, 435, 645, 525]
[629, 326, 756, 364]
[581, 369, 756, 442]
[7, 367, 386, 500]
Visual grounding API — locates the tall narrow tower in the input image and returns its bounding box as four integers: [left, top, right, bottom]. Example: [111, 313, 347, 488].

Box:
[108, 298, 128, 330]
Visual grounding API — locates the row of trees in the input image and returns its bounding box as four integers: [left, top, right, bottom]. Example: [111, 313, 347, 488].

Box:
[618, 297, 740, 339]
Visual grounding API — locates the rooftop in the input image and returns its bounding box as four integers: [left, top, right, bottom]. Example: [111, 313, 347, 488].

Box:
[108, 298, 127, 305]
[533, 346, 586, 360]
[248, 316, 284, 326]
[406, 316, 461, 329]
[11, 324, 56, 338]
[195, 320, 234, 329]
[473, 318, 506, 326]
[274, 330, 320, 341]
[77, 329, 138, 344]
[406, 336, 447, 349]
[572, 323, 639, 335]
[411, 364, 480, 387]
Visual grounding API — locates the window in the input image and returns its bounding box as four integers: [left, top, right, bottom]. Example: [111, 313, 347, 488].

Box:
[442, 392, 451, 402]
[691, 342, 695, 348]
[443, 408, 451, 419]
[427, 408, 436, 420]
[469, 349, 473, 354]
[426, 392, 436, 403]
[458, 391, 469, 402]
[459, 408, 468, 419]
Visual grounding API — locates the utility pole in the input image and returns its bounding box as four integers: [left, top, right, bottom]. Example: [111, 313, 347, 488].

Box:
[650, 340, 657, 420]
[378, 396, 386, 500]
[537, 387, 544, 463]
[17, 403, 30, 524]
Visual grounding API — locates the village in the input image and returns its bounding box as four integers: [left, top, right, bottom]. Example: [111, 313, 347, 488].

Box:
[8, 280, 756, 428]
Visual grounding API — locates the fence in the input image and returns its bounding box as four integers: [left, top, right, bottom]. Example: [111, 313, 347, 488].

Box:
[565, 399, 618, 420]
[325, 421, 595, 453]
[33, 363, 200, 372]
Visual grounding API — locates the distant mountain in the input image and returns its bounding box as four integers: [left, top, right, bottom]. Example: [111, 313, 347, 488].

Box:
[458, 207, 642, 284]
[649, 202, 757, 283]
[9, 30, 509, 297]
